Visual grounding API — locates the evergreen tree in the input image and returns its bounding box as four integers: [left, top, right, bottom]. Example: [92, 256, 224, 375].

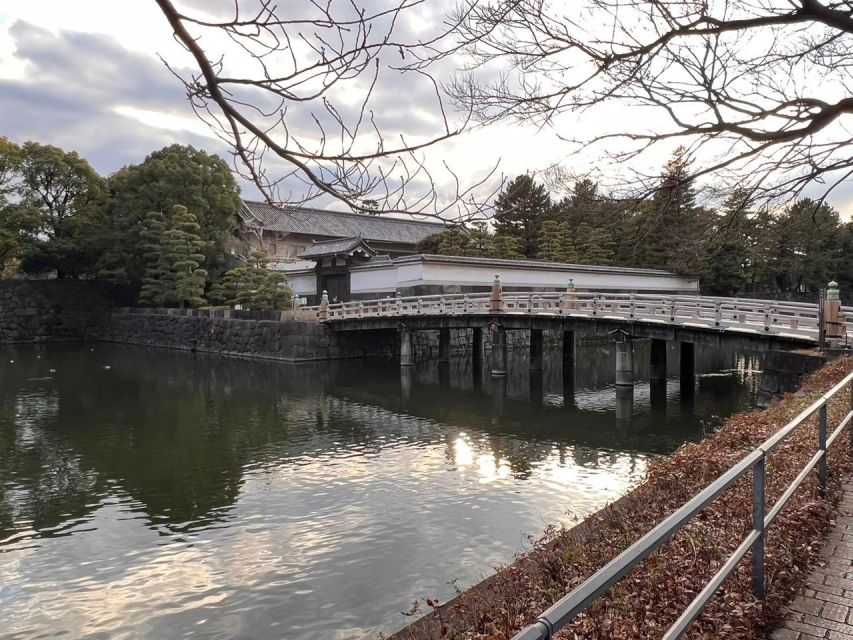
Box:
[138, 211, 170, 306]
[630, 147, 703, 272]
[437, 228, 473, 256]
[106, 144, 241, 287]
[162, 206, 208, 308]
[700, 192, 751, 295]
[580, 226, 616, 265]
[216, 251, 292, 310]
[537, 220, 563, 261]
[493, 175, 552, 257]
[490, 234, 524, 259]
[557, 222, 579, 263]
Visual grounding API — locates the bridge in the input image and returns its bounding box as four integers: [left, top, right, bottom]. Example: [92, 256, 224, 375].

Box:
[302, 278, 850, 384]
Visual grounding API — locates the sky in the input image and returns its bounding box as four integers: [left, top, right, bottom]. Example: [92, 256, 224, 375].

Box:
[0, 0, 851, 220]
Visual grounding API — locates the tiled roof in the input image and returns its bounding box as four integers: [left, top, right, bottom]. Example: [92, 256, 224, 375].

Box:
[240, 201, 446, 245]
[300, 236, 376, 259]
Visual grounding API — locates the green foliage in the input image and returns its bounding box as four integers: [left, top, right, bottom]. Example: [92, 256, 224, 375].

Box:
[493, 175, 552, 257]
[557, 222, 579, 263]
[138, 212, 170, 306]
[12, 142, 106, 278]
[214, 251, 292, 310]
[163, 206, 208, 308]
[138, 207, 208, 308]
[577, 225, 615, 266]
[537, 220, 563, 261]
[491, 234, 524, 259]
[106, 144, 241, 286]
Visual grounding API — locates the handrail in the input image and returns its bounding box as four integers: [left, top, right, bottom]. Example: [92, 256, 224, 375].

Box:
[299, 291, 851, 343]
[512, 371, 853, 640]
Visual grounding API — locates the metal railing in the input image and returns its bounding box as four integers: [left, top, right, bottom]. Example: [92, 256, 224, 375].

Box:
[512, 371, 853, 640]
[301, 291, 852, 343]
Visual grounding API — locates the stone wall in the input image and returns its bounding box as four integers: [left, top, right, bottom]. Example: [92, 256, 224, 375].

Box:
[0, 281, 127, 344]
[100, 310, 399, 362]
[757, 349, 827, 407]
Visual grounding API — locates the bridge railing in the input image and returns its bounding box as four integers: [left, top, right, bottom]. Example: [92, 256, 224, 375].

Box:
[301, 291, 850, 342]
[512, 371, 853, 640]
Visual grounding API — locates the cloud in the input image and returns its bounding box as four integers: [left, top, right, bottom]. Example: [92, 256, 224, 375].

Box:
[0, 22, 246, 182]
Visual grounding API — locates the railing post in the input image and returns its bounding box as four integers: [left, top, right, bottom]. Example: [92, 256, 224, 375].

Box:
[819, 403, 828, 494]
[629, 293, 635, 319]
[850, 381, 853, 451]
[763, 306, 771, 332]
[752, 453, 766, 599]
[714, 301, 721, 327]
[491, 275, 504, 314]
[318, 290, 329, 321]
[669, 298, 676, 322]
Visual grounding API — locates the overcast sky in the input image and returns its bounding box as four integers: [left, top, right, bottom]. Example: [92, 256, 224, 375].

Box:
[1, 1, 851, 219]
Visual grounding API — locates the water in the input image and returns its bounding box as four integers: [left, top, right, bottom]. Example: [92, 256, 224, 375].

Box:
[0, 342, 760, 639]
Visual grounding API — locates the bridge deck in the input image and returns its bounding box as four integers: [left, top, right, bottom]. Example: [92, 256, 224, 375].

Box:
[773, 476, 853, 639]
[305, 292, 852, 347]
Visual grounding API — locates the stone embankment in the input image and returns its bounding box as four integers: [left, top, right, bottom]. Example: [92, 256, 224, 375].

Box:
[100, 308, 400, 361]
[0, 281, 127, 344]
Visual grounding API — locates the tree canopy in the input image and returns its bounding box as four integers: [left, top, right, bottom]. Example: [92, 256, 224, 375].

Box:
[106, 144, 241, 286]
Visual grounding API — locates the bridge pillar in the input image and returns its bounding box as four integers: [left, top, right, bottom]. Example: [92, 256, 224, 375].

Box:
[530, 370, 543, 405]
[438, 328, 451, 364]
[529, 329, 544, 370]
[680, 341, 695, 393]
[650, 338, 667, 380]
[400, 366, 413, 404]
[650, 378, 667, 415]
[472, 327, 484, 366]
[562, 331, 576, 407]
[399, 325, 414, 367]
[490, 325, 507, 376]
[615, 385, 634, 426]
[614, 332, 634, 387]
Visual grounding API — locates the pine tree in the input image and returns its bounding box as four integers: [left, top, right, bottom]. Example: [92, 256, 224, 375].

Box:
[631, 147, 703, 271]
[436, 229, 472, 256]
[557, 222, 579, 263]
[580, 226, 616, 265]
[537, 220, 563, 261]
[493, 175, 552, 258]
[490, 235, 524, 259]
[138, 211, 170, 306]
[217, 251, 292, 310]
[161, 205, 208, 308]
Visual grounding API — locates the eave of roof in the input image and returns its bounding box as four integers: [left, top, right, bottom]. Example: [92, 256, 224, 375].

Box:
[350, 253, 692, 278]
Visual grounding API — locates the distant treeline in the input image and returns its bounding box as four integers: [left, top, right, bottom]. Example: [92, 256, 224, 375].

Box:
[417, 147, 853, 299]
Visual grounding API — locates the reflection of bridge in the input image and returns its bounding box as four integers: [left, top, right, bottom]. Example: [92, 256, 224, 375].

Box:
[305, 281, 850, 387]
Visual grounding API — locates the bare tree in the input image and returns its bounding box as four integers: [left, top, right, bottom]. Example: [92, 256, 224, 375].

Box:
[450, 0, 853, 209]
[153, 0, 497, 221]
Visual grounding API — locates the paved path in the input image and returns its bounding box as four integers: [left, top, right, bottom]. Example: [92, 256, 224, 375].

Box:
[772, 478, 853, 639]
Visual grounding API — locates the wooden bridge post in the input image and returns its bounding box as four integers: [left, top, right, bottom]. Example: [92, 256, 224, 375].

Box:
[318, 290, 329, 320]
[650, 338, 667, 380]
[529, 329, 544, 370]
[399, 324, 414, 367]
[825, 281, 844, 341]
[490, 275, 504, 313]
[490, 323, 507, 377]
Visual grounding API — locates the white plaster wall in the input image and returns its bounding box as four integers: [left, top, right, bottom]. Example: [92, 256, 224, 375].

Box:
[287, 272, 317, 296]
[417, 263, 697, 292]
[351, 265, 398, 293]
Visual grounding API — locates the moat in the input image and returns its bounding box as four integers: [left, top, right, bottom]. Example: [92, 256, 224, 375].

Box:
[0, 342, 760, 639]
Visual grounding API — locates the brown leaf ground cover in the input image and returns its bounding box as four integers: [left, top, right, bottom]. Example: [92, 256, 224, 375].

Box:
[394, 357, 853, 640]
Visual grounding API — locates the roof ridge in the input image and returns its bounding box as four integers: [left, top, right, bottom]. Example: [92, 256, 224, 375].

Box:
[241, 200, 446, 227]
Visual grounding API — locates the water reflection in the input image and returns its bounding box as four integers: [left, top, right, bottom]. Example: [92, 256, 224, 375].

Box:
[0, 342, 760, 640]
